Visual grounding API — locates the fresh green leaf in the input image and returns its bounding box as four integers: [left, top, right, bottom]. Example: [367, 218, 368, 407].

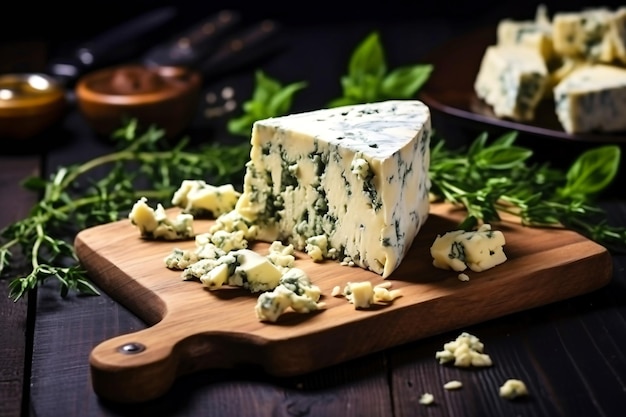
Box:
[380, 64, 433, 98]
[227, 70, 307, 137]
[328, 31, 433, 107]
[474, 145, 533, 170]
[348, 31, 387, 80]
[559, 145, 621, 199]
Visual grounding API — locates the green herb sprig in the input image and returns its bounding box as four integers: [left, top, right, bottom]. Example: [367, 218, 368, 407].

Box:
[429, 131, 626, 252]
[1, 120, 251, 301]
[328, 31, 433, 107]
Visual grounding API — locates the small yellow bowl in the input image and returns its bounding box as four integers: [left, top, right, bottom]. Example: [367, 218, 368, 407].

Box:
[75, 64, 202, 139]
[0, 73, 67, 139]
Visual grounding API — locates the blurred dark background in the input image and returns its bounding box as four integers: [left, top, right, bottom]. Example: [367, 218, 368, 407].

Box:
[2, 0, 625, 44]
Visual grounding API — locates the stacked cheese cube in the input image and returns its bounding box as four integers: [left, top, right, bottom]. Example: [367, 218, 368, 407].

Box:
[474, 5, 626, 134]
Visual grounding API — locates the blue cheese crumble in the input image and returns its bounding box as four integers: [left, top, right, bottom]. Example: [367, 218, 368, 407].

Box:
[332, 281, 402, 309]
[171, 179, 241, 218]
[430, 224, 507, 273]
[255, 268, 325, 322]
[129, 197, 194, 240]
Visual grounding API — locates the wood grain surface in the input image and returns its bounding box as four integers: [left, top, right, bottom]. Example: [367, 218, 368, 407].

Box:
[74, 203, 613, 403]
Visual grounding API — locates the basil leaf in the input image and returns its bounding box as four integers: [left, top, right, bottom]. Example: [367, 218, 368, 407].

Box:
[228, 70, 307, 137]
[381, 64, 433, 98]
[560, 145, 621, 199]
[475, 145, 534, 170]
[348, 31, 386, 79]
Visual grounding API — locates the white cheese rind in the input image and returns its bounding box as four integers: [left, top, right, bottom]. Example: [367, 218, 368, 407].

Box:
[235, 100, 431, 278]
[554, 64, 626, 133]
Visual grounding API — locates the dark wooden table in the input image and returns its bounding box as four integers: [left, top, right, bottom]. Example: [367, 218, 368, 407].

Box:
[2, 3, 626, 416]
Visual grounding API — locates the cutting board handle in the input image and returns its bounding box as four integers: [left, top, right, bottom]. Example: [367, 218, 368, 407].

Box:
[89, 318, 257, 403]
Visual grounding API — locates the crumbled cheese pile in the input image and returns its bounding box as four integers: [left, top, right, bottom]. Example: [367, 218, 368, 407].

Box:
[130, 179, 404, 322]
[435, 332, 493, 367]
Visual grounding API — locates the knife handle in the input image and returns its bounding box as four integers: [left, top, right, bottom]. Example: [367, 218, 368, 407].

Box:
[47, 7, 177, 86]
[197, 19, 284, 81]
[141, 10, 242, 68]
[80, 7, 178, 63]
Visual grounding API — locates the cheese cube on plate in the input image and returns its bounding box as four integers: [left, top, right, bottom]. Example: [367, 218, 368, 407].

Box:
[554, 64, 626, 133]
[474, 44, 548, 121]
[552, 7, 625, 64]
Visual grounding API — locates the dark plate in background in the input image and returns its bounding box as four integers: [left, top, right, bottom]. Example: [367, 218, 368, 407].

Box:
[418, 25, 626, 144]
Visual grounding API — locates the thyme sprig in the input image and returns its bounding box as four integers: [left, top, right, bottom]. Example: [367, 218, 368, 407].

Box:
[429, 131, 626, 252]
[1, 120, 250, 301]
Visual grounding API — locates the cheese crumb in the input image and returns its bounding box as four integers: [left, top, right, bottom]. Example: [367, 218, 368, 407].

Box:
[443, 380, 463, 390]
[430, 224, 507, 272]
[339, 281, 402, 309]
[435, 332, 493, 367]
[458, 273, 470, 282]
[499, 379, 529, 399]
[419, 393, 434, 405]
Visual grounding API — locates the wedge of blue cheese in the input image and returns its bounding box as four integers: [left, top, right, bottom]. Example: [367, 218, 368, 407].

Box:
[430, 224, 507, 273]
[553, 64, 626, 133]
[234, 100, 431, 278]
[474, 44, 548, 121]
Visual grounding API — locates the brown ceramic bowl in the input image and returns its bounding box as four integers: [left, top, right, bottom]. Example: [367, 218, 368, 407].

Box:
[0, 73, 66, 139]
[75, 64, 202, 139]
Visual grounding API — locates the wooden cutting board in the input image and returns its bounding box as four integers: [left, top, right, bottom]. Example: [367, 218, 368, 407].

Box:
[74, 203, 612, 403]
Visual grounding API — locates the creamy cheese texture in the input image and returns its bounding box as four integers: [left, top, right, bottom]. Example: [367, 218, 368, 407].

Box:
[129, 197, 194, 240]
[496, 5, 554, 61]
[552, 7, 626, 64]
[235, 100, 431, 278]
[554, 64, 626, 133]
[171, 180, 240, 218]
[474, 44, 548, 121]
[430, 224, 507, 273]
[476, 5, 626, 134]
